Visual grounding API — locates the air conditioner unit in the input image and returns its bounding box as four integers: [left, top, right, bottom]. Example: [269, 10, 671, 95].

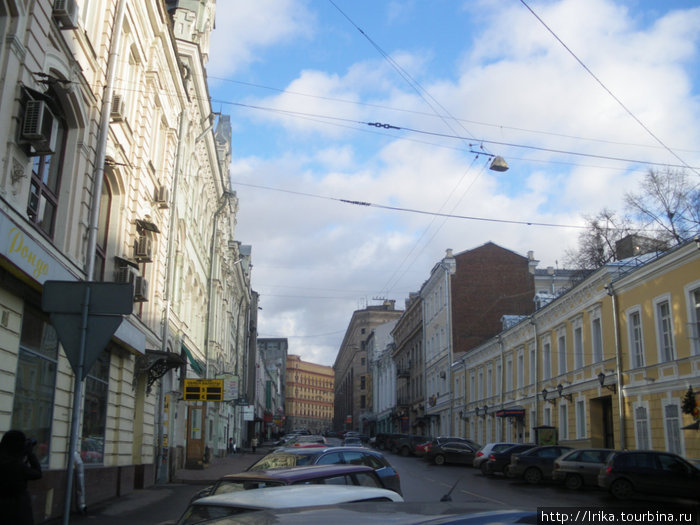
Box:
[52, 0, 79, 30]
[155, 184, 169, 208]
[115, 264, 138, 284]
[133, 276, 149, 302]
[21, 100, 58, 154]
[134, 235, 152, 261]
[111, 94, 125, 121]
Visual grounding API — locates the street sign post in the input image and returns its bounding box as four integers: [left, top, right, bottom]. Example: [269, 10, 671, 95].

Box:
[42, 281, 134, 525]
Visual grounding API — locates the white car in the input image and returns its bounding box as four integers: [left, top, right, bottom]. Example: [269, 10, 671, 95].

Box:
[172, 484, 404, 525]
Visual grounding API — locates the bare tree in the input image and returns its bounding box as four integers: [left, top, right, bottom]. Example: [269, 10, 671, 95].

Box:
[624, 167, 700, 245]
[564, 209, 632, 270]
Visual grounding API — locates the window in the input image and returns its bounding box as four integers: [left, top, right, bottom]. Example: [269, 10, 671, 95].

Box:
[542, 341, 551, 380]
[95, 177, 113, 280]
[27, 99, 67, 238]
[687, 285, 700, 355]
[634, 405, 650, 449]
[559, 403, 568, 441]
[486, 366, 492, 397]
[11, 305, 59, 466]
[360, 375, 366, 390]
[655, 298, 675, 362]
[591, 316, 603, 363]
[505, 358, 513, 391]
[517, 352, 524, 388]
[557, 332, 566, 375]
[81, 349, 111, 464]
[543, 406, 551, 426]
[530, 348, 536, 383]
[663, 404, 682, 455]
[576, 400, 586, 439]
[628, 309, 645, 368]
[573, 325, 583, 369]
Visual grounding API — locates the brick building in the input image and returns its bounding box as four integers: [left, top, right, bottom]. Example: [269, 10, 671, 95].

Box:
[285, 355, 334, 433]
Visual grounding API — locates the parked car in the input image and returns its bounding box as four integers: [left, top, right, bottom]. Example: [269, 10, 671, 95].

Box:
[552, 448, 616, 490]
[284, 434, 327, 447]
[247, 446, 402, 495]
[426, 441, 478, 466]
[342, 436, 363, 447]
[385, 433, 409, 452]
[416, 437, 479, 458]
[482, 443, 537, 476]
[472, 442, 517, 470]
[394, 435, 430, 457]
[171, 484, 403, 525]
[507, 445, 573, 484]
[189, 464, 385, 503]
[598, 450, 700, 501]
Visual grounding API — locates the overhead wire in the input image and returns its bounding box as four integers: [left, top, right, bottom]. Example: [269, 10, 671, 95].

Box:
[519, 0, 699, 177]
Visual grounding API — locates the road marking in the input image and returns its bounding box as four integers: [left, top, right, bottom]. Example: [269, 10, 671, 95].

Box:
[459, 488, 507, 506]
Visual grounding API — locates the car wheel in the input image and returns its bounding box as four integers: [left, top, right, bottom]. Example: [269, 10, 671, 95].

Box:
[610, 479, 634, 500]
[434, 454, 446, 465]
[480, 462, 490, 476]
[564, 474, 583, 490]
[400, 446, 410, 457]
[524, 467, 543, 484]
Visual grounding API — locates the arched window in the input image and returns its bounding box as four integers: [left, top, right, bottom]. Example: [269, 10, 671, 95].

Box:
[95, 178, 113, 280]
[26, 92, 67, 238]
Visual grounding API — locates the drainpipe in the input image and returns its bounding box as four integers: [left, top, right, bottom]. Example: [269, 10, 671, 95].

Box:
[444, 262, 454, 436]
[606, 283, 626, 449]
[498, 334, 504, 438]
[530, 316, 539, 430]
[61, 3, 126, 525]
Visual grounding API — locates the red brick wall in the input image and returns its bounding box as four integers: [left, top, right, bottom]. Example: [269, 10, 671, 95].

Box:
[451, 243, 534, 353]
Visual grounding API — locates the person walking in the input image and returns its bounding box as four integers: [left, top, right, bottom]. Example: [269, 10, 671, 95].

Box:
[251, 435, 258, 453]
[0, 430, 43, 525]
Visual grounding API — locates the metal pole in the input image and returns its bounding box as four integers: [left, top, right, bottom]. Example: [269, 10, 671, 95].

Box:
[62, 285, 90, 525]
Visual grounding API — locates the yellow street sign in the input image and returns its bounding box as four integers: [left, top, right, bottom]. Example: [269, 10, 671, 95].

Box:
[184, 379, 224, 401]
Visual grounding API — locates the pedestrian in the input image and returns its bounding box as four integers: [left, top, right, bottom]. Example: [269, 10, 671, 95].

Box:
[0, 430, 43, 525]
[251, 435, 258, 453]
[228, 438, 233, 455]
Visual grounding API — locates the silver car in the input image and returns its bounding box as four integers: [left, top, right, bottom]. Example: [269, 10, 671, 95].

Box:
[552, 448, 616, 490]
[472, 442, 517, 469]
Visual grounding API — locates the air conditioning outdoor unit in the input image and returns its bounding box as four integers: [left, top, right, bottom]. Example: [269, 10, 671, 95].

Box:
[134, 235, 152, 261]
[21, 100, 58, 154]
[115, 264, 138, 284]
[133, 276, 149, 302]
[52, 0, 79, 30]
[111, 94, 125, 121]
[155, 184, 169, 208]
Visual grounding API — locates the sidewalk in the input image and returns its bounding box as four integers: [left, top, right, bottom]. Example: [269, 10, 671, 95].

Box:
[172, 448, 267, 484]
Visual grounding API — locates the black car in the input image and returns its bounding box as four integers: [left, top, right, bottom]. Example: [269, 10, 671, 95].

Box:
[426, 441, 478, 466]
[598, 450, 700, 501]
[483, 443, 537, 476]
[506, 445, 573, 484]
[394, 435, 430, 457]
[247, 446, 402, 495]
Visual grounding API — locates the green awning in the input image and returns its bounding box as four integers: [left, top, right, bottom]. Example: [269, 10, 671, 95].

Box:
[182, 344, 205, 377]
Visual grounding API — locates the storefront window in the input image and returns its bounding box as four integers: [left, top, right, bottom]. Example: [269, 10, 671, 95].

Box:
[81, 350, 110, 464]
[11, 305, 59, 466]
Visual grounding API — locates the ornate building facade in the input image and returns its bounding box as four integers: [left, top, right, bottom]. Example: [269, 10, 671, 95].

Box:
[285, 354, 334, 433]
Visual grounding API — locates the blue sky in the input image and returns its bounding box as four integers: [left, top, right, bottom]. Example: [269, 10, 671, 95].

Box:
[207, 0, 700, 366]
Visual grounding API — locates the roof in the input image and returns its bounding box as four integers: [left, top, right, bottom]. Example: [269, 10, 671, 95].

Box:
[191, 484, 403, 510]
[220, 464, 373, 483]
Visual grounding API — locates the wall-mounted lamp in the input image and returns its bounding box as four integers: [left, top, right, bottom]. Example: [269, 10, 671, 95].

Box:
[474, 407, 480, 416]
[557, 383, 573, 402]
[483, 405, 488, 416]
[597, 371, 617, 393]
[541, 388, 556, 404]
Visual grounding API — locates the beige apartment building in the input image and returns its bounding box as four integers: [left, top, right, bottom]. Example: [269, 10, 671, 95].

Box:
[0, 2, 253, 522]
[285, 355, 334, 433]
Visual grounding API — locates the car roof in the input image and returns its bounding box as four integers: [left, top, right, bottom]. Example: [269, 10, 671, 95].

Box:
[198, 502, 537, 525]
[220, 464, 373, 482]
[191, 484, 403, 509]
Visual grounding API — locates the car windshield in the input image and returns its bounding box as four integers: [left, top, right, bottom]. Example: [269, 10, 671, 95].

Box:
[212, 480, 285, 496]
[248, 453, 315, 470]
[177, 504, 248, 525]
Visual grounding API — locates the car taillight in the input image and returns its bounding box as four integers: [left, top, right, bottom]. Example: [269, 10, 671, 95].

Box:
[606, 466, 612, 475]
[488, 454, 496, 460]
[476, 451, 483, 457]
[554, 462, 559, 470]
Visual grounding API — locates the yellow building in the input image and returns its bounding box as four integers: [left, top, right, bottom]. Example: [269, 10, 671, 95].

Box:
[452, 239, 699, 461]
[286, 355, 334, 433]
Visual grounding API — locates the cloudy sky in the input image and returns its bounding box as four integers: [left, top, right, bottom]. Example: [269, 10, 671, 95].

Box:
[206, 0, 700, 367]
